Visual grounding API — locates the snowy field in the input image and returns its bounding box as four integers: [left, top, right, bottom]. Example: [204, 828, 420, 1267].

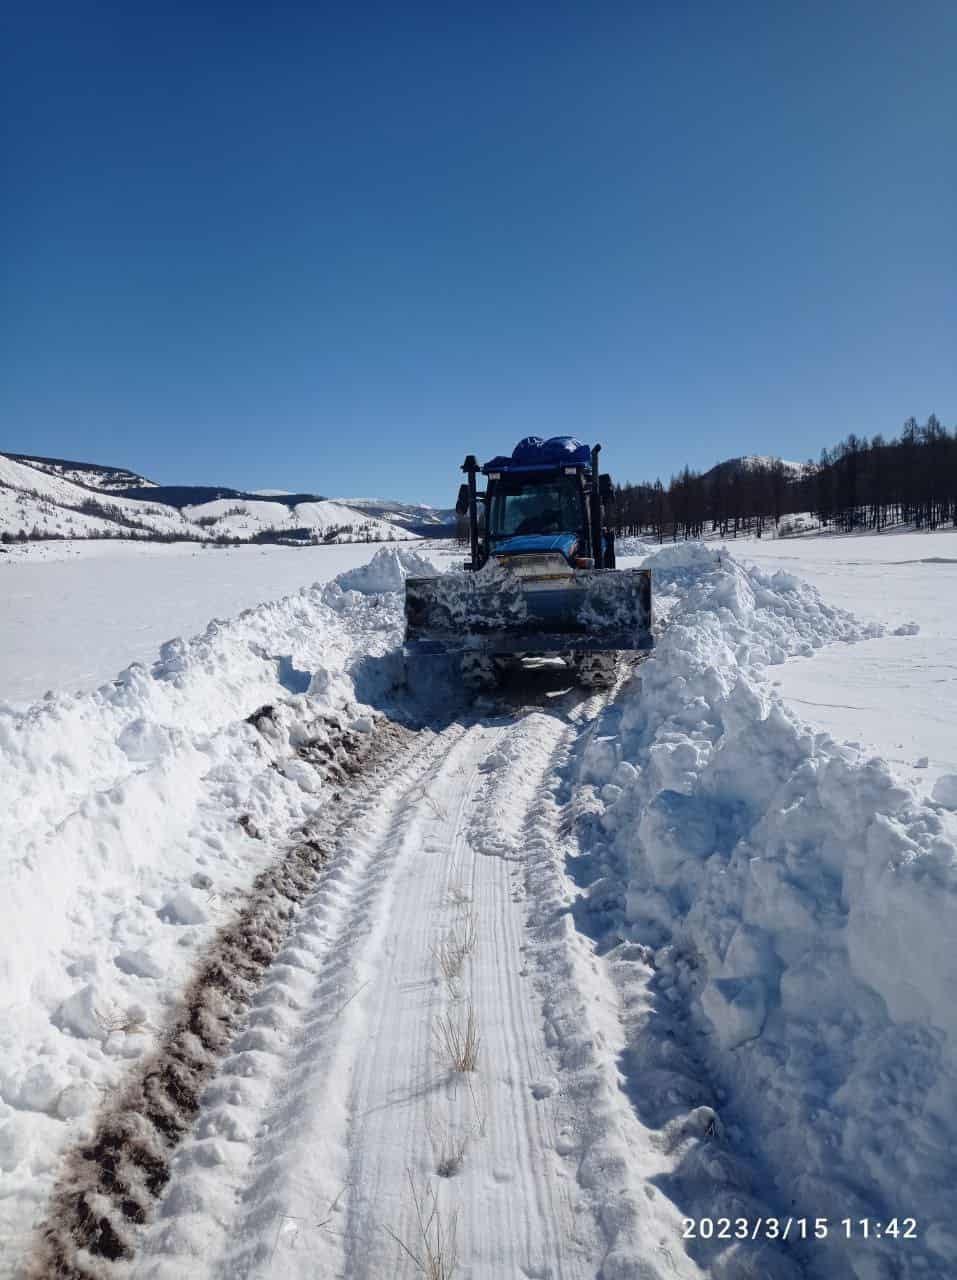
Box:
[713, 529, 957, 802]
[1, 535, 955, 1279]
[0, 539, 437, 705]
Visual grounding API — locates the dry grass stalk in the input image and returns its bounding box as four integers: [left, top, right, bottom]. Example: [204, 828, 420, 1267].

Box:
[435, 1002, 480, 1073]
[431, 910, 478, 989]
[384, 1172, 459, 1279]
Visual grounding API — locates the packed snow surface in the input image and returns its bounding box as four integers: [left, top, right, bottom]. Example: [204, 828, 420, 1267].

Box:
[1, 539, 954, 1278]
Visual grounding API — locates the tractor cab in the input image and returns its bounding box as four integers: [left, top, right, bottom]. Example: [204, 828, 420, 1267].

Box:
[457, 436, 616, 573]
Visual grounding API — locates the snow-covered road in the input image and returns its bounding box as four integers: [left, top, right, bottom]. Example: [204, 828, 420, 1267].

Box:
[4, 540, 957, 1280]
[134, 709, 644, 1280]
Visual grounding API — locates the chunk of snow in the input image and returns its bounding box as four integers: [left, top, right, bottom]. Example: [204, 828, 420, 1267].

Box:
[55, 1081, 100, 1120]
[611, 760, 639, 788]
[117, 717, 175, 762]
[12, 1064, 63, 1114]
[330, 546, 436, 595]
[52, 985, 103, 1039]
[158, 892, 208, 926]
[0, 1116, 32, 1172]
[701, 976, 768, 1048]
[114, 948, 165, 979]
[582, 735, 619, 785]
[932, 773, 957, 808]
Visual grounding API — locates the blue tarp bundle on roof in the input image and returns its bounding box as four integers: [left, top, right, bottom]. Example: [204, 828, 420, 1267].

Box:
[482, 436, 592, 475]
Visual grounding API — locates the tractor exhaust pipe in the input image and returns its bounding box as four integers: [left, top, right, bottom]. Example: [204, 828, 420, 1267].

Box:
[461, 454, 480, 571]
[590, 443, 602, 567]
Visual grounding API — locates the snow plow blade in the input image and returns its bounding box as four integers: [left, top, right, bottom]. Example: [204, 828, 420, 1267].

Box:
[404, 568, 653, 657]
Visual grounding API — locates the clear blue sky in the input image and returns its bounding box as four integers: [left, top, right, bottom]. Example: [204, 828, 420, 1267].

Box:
[3, 2, 954, 506]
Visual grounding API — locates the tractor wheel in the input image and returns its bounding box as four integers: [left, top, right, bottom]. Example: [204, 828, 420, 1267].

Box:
[461, 652, 499, 691]
[569, 652, 617, 689]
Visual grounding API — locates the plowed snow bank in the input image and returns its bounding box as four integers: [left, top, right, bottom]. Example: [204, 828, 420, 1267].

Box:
[0, 549, 424, 1264]
[585, 543, 957, 1275]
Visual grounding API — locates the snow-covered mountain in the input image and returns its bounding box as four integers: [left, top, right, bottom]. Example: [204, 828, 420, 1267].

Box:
[338, 497, 457, 532]
[0, 452, 419, 545]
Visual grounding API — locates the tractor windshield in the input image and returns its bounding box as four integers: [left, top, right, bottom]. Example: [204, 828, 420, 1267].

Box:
[488, 476, 583, 540]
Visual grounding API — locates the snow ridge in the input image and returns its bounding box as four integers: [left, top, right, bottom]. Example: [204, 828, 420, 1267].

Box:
[585, 543, 957, 1276]
[0, 550, 422, 1265]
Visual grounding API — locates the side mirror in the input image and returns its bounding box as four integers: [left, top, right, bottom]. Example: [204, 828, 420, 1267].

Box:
[599, 474, 614, 502]
[455, 484, 470, 516]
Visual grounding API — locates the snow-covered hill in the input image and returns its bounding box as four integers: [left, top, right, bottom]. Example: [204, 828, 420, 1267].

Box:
[2, 452, 159, 491]
[0, 453, 418, 545]
[340, 496, 457, 532]
[182, 495, 416, 543]
[0, 455, 201, 541]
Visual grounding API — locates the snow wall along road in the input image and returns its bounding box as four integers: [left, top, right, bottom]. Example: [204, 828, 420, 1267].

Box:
[580, 542, 957, 1276]
[0, 546, 436, 1261]
[1, 542, 955, 1278]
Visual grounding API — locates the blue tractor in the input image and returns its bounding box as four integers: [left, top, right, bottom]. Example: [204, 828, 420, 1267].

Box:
[404, 436, 653, 689]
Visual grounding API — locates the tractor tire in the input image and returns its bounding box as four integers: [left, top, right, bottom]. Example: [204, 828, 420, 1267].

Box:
[461, 652, 500, 691]
[569, 651, 617, 689]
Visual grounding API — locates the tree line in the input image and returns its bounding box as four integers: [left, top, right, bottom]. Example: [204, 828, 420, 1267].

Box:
[610, 415, 956, 541]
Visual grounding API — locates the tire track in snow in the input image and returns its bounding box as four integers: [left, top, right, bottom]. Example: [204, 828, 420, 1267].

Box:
[132, 691, 634, 1280]
[460, 709, 599, 1278]
[70, 661, 713, 1280]
[333, 723, 508, 1280]
[129, 717, 474, 1279]
[472, 706, 704, 1280]
[200, 713, 587, 1280]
